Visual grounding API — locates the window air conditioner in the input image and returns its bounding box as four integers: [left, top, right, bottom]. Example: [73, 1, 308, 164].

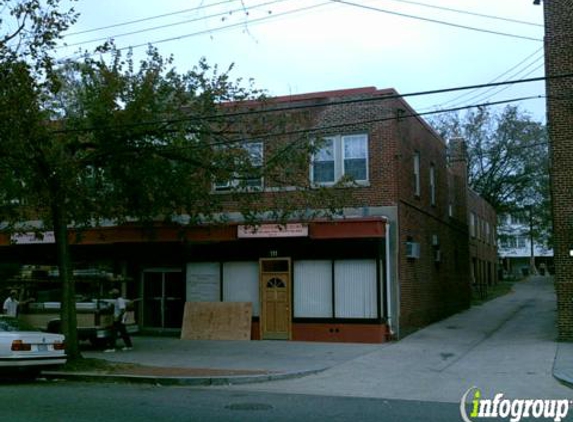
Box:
[405, 242, 421, 259]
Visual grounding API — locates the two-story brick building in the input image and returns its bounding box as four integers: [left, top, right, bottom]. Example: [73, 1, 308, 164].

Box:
[0, 87, 496, 342]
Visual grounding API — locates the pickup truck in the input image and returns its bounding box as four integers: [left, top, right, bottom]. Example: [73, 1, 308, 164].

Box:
[19, 300, 137, 347]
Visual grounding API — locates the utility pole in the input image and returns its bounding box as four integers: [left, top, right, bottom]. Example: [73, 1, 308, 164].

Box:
[528, 206, 537, 276]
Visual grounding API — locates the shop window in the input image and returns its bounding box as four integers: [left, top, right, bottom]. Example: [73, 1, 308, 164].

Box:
[294, 260, 333, 318]
[334, 260, 377, 318]
[223, 262, 260, 317]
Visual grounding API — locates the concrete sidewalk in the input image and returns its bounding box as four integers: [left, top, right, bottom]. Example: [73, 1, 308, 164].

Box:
[46, 276, 573, 397]
[233, 276, 573, 402]
[45, 337, 384, 385]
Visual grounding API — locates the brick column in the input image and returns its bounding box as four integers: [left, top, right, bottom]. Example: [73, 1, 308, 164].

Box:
[543, 0, 573, 340]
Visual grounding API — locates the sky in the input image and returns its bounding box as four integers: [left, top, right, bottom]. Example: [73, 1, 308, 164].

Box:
[54, 0, 546, 122]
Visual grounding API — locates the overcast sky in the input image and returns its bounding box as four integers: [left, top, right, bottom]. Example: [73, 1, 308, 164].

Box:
[55, 0, 546, 121]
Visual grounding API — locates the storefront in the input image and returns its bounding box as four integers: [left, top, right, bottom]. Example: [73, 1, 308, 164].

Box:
[0, 217, 391, 343]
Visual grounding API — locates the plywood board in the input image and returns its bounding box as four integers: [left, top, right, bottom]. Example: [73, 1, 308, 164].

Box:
[180, 302, 252, 341]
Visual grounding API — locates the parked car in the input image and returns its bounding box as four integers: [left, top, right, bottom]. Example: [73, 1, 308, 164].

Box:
[0, 316, 66, 377]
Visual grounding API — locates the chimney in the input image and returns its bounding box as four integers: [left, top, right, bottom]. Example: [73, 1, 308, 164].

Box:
[447, 137, 469, 222]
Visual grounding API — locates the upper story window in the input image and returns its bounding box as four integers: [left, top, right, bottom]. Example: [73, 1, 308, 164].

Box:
[430, 164, 436, 206]
[470, 212, 476, 238]
[214, 141, 263, 191]
[413, 151, 421, 197]
[311, 134, 368, 185]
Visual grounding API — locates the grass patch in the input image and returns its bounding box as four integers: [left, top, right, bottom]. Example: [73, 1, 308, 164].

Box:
[472, 280, 517, 306]
[58, 357, 142, 374]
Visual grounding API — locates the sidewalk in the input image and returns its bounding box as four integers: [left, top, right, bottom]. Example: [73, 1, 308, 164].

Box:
[554, 342, 573, 388]
[44, 337, 383, 386]
[45, 276, 573, 396]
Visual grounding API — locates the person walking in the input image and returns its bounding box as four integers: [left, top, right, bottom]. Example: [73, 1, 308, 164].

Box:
[3, 290, 20, 316]
[104, 288, 133, 352]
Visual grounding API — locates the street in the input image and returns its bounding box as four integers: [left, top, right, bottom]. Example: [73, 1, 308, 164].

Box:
[0, 380, 488, 422]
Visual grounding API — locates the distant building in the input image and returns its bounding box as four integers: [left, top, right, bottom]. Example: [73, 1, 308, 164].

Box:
[497, 213, 553, 278]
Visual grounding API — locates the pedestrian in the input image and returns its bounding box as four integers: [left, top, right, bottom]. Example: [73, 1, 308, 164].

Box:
[3, 290, 20, 317]
[104, 288, 133, 352]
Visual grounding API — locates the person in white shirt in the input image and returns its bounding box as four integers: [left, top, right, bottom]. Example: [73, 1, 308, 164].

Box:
[3, 290, 19, 316]
[104, 289, 133, 352]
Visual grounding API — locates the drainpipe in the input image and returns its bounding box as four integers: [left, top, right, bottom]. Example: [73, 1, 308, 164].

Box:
[385, 222, 396, 338]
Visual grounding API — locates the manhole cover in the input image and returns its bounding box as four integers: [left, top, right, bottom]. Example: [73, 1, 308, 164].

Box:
[225, 403, 274, 411]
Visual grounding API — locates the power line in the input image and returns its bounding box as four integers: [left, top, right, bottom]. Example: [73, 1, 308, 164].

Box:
[60, 0, 290, 50]
[64, 0, 240, 37]
[61, 1, 332, 60]
[49, 73, 570, 136]
[459, 62, 545, 107]
[444, 55, 545, 109]
[378, 0, 543, 28]
[330, 0, 543, 42]
[436, 47, 544, 108]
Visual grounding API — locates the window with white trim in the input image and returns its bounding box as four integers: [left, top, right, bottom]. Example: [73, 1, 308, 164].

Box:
[430, 164, 436, 206]
[214, 141, 263, 191]
[311, 134, 368, 184]
[414, 151, 421, 197]
[470, 212, 476, 238]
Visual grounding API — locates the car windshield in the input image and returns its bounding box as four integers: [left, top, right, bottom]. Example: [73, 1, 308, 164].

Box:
[0, 317, 38, 332]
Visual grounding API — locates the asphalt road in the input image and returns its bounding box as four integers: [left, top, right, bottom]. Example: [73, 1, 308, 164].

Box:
[0, 380, 475, 422]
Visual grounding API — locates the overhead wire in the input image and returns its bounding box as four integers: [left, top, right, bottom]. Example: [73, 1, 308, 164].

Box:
[63, 0, 241, 37]
[377, 0, 543, 28]
[60, 1, 333, 60]
[59, 0, 291, 50]
[435, 47, 544, 109]
[442, 54, 545, 109]
[330, 0, 543, 42]
[49, 72, 570, 137]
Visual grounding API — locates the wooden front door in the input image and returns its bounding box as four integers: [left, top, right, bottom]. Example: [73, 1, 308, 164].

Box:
[260, 258, 291, 340]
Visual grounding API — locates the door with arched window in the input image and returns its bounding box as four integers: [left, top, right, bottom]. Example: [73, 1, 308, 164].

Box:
[260, 258, 291, 340]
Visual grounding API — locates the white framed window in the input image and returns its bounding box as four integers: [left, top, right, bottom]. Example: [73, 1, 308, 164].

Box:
[214, 141, 263, 191]
[312, 137, 336, 184]
[430, 164, 436, 206]
[470, 212, 476, 238]
[414, 152, 421, 197]
[311, 134, 368, 185]
[294, 260, 333, 318]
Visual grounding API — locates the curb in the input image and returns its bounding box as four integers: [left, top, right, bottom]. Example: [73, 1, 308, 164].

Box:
[553, 343, 573, 389]
[42, 367, 327, 387]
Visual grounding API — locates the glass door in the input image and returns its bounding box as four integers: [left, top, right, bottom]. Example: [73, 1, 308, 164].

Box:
[142, 269, 184, 330]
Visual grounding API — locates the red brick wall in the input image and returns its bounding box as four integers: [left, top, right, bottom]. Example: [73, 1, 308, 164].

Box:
[468, 189, 498, 291]
[395, 117, 471, 333]
[544, 0, 573, 340]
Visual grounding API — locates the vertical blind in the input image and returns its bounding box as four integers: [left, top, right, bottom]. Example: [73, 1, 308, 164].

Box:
[222, 261, 260, 316]
[294, 260, 333, 318]
[334, 260, 377, 318]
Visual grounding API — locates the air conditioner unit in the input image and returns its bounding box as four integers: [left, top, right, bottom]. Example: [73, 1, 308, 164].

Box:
[405, 242, 421, 259]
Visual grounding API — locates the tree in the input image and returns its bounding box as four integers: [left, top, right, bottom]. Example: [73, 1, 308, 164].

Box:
[430, 105, 552, 255]
[1, 2, 346, 359]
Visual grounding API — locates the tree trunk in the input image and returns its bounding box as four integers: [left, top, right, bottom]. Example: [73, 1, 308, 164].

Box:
[51, 202, 80, 360]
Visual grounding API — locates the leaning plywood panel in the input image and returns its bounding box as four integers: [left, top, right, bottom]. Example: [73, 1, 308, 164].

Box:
[181, 302, 252, 340]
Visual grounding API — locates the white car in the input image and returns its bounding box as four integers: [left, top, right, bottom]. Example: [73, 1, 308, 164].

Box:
[0, 316, 67, 376]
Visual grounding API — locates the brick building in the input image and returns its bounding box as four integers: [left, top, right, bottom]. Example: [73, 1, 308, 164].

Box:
[0, 87, 496, 342]
[542, 0, 573, 340]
